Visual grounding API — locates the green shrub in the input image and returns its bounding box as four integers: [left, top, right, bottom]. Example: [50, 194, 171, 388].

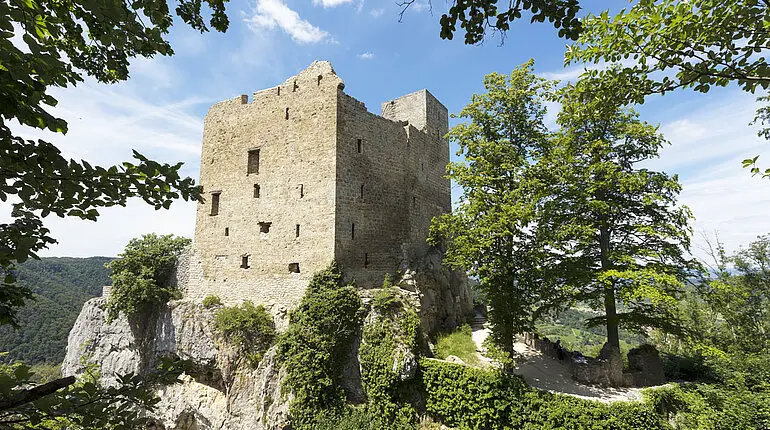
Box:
[202, 295, 222, 308]
[105, 234, 190, 322]
[214, 301, 275, 366]
[645, 383, 770, 429]
[371, 287, 404, 313]
[359, 304, 420, 427]
[434, 325, 481, 366]
[276, 263, 364, 429]
[420, 359, 667, 430]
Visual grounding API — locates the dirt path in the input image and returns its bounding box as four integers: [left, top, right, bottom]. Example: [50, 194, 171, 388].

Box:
[470, 316, 648, 403]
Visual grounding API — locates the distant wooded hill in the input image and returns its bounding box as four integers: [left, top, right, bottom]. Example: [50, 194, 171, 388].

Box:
[0, 257, 112, 364]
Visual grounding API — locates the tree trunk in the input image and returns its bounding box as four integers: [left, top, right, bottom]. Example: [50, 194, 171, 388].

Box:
[599, 226, 620, 353]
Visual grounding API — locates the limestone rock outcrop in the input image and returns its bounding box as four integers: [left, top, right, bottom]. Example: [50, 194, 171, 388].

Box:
[62, 298, 290, 430]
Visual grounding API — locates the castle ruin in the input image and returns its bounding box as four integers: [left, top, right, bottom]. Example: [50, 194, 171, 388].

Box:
[179, 61, 452, 310]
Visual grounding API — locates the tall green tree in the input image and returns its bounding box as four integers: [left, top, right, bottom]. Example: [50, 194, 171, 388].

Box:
[429, 60, 568, 355]
[542, 76, 697, 353]
[0, 0, 231, 326]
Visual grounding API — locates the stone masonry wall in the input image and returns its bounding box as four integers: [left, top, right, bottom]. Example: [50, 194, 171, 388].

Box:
[192, 61, 342, 306]
[335, 89, 451, 287]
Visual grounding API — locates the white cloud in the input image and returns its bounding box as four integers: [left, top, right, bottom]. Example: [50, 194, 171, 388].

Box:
[313, 0, 354, 7]
[639, 92, 770, 261]
[410, 1, 430, 12]
[358, 52, 375, 60]
[370, 8, 384, 17]
[5, 77, 208, 257]
[245, 0, 329, 44]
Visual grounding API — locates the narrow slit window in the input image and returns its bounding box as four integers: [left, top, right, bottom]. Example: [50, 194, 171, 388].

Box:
[421, 162, 424, 172]
[351, 223, 355, 240]
[295, 224, 300, 238]
[360, 184, 364, 200]
[259, 222, 272, 233]
[247, 149, 260, 174]
[298, 184, 304, 198]
[210, 192, 220, 216]
[240, 255, 250, 269]
[285, 108, 289, 120]
[253, 184, 261, 198]
[288, 263, 300, 273]
[293, 80, 298, 92]
[224, 227, 229, 236]
[356, 138, 363, 153]
[317, 75, 322, 85]
[364, 253, 369, 268]
[413, 196, 417, 208]
[277, 86, 281, 96]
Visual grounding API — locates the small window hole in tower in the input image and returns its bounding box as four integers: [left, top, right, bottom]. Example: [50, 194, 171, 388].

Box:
[317, 75, 322, 85]
[240, 255, 250, 269]
[298, 184, 304, 198]
[293, 80, 298, 92]
[247, 149, 260, 174]
[253, 184, 261, 198]
[360, 184, 364, 200]
[288, 262, 300, 273]
[277, 86, 281, 96]
[295, 224, 300, 238]
[364, 253, 369, 268]
[224, 227, 229, 236]
[285, 108, 289, 120]
[421, 161, 424, 172]
[357, 138, 363, 154]
[412, 196, 417, 208]
[210, 192, 220, 216]
[259, 222, 272, 233]
[351, 223, 355, 240]
[240, 94, 248, 104]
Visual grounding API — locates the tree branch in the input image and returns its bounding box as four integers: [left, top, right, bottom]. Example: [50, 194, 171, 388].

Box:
[0, 376, 76, 411]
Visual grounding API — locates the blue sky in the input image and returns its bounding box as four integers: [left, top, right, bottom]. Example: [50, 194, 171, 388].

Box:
[9, 0, 770, 261]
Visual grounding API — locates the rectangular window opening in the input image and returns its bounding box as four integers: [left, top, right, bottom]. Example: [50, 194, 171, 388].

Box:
[210, 192, 220, 216]
[299, 184, 304, 198]
[413, 196, 417, 208]
[295, 224, 300, 238]
[240, 255, 250, 269]
[253, 184, 261, 198]
[285, 107, 289, 120]
[351, 223, 355, 240]
[288, 262, 300, 273]
[360, 184, 364, 200]
[224, 227, 229, 236]
[277, 86, 281, 96]
[293, 80, 298, 92]
[247, 149, 260, 174]
[259, 222, 272, 233]
[356, 138, 362, 154]
[364, 253, 369, 268]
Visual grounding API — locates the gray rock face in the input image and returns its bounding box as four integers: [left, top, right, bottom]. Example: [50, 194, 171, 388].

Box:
[62, 298, 290, 430]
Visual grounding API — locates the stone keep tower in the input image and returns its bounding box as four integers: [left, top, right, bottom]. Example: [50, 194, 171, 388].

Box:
[188, 61, 451, 308]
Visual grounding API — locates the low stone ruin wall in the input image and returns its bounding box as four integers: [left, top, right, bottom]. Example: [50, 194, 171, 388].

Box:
[520, 333, 665, 387]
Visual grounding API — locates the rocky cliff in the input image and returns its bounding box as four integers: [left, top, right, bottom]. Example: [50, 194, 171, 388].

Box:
[62, 256, 472, 429]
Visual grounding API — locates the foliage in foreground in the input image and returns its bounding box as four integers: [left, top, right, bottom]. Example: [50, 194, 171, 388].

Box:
[276, 263, 363, 429]
[105, 234, 190, 322]
[215, 301, 275, 366]
[0, 0, 228, 326]
[0, 358, 186, 429]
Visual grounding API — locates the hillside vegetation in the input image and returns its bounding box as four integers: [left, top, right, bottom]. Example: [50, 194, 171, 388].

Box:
[0, 257, 111, 364]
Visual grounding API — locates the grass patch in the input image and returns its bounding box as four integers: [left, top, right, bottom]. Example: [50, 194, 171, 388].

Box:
[435, 325, 481, 367]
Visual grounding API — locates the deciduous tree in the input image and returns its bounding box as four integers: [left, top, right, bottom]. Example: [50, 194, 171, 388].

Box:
[0, 0, 230, 326]
[542, 76, 698, 354]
